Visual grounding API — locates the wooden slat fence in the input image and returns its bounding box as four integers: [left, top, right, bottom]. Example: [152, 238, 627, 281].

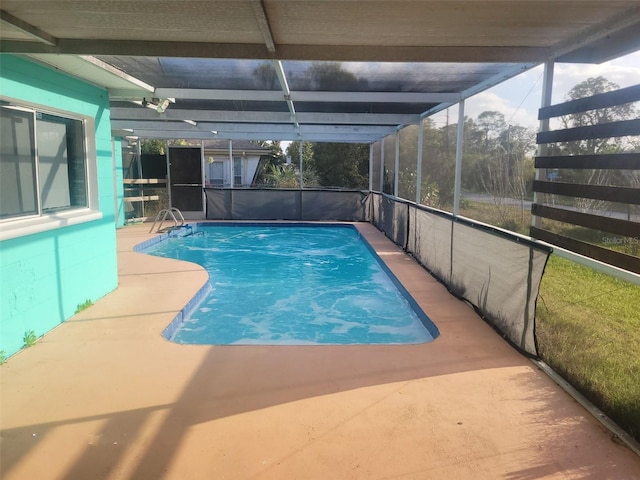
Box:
[532, 83, 640, 273]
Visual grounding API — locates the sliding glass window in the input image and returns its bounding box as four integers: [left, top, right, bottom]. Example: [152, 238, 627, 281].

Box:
[1, 102, 87, 220]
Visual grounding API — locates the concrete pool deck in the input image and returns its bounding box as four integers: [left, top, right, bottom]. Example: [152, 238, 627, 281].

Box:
[1, 222, 639, 480]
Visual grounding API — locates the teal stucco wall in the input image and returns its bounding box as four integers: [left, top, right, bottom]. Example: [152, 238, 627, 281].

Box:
[0, 55, 119, 358]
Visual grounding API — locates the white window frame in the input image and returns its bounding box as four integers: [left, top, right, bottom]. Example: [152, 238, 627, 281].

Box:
[233, 156, 243, 187]
[206, 160, 225, 186]
[0, 96, 101, 241]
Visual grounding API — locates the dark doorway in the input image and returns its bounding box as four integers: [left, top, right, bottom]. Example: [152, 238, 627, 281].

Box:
[168, 147, 203, 214]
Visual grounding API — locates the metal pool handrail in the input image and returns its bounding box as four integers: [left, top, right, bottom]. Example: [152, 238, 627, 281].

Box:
[149, 207, 185, 233]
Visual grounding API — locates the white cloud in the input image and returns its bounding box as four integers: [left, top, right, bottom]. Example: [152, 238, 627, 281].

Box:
[464, 89, 540, 130]
[459, 49, 640, 129]
[553, 50, 640, 102]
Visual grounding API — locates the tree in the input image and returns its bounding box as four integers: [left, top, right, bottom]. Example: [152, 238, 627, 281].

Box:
[312, 143, 369, 189]
[141, 138, 202, 154]
[286, 141, 315, 169]
[252, 62, 279, 90]
[167, 139, 195, 147]
[397, 168, 440, 206]
[558, 76, 638, 213]
[420, 118, 456, 208]
[476, 111, 506, 150]
[261, 163, 320, 188]
[256, 140, 285, 163]
[397, 125, 420, 200]
[284, 141, 320, 186]
[307, 62, 368, 91]
[461, 116, 487, 192]
[141, 139, 166, 155]
[263, 164, 299, 188]
[560, 76, 635, 156]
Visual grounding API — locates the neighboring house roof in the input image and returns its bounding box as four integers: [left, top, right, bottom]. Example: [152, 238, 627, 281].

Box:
[203, 140, 272, 156]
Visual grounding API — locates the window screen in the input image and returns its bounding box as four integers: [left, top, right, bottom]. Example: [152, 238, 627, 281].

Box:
[0, 106, 38, 218]
[0, 102, 87, 219]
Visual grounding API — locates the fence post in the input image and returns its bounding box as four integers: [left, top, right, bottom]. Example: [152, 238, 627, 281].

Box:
[369, 143, 373, 192]
[380, 137, 385, 192]
[416, 118, 424, 204]
[453, 100, 465, 216]
[532, 60, 555, 229]
[394, 130, 400, 197]
[299, 140, 303, 190]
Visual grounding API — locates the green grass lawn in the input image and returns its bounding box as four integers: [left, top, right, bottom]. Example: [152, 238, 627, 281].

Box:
[458, 199, 640, 440]
[459, 200, 531, 235]
[536, 255, 640, 440]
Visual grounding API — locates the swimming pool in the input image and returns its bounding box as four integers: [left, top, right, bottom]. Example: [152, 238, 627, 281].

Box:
[142, 223, 439, 345]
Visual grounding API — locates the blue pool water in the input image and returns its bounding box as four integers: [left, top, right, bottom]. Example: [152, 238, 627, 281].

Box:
[142, 224, 438, 345]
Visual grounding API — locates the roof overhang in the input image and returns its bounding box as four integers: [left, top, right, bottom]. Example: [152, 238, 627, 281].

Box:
[2, 1, 639, 144]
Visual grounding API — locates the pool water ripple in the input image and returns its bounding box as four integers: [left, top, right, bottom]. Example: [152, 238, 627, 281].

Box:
[142, 224, 439, 345]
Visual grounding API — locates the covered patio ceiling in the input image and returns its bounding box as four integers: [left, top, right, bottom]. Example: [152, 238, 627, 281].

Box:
[2, 1, 639, 143]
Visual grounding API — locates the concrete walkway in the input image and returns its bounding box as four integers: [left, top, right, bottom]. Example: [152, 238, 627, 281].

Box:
[2, 223, 639, 480]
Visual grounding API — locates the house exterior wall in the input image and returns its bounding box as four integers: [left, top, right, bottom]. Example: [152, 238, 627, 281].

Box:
[0, 55, 119, 358]
[245, 157, 260, 185]
[204, 153, 261, 187]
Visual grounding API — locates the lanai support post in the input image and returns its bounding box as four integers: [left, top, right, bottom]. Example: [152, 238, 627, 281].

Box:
[299, 140, 303, 189]
[394, 130, 400, 197]
[228, 139, 234, 188]
[416, 118, 424, 204]
[368, 143, 373, 192]
[532, 59, 555, 228]
[453, 100, 465, 216]
[380, 137, 385, 192]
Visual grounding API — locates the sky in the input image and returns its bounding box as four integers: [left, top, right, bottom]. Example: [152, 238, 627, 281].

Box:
[459, 49, 640, 130]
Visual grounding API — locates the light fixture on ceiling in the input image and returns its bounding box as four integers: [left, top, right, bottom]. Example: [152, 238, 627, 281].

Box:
[141, 97, 171, 113]
[156, 99, 170, 113]
[183, 119, 197, 126]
